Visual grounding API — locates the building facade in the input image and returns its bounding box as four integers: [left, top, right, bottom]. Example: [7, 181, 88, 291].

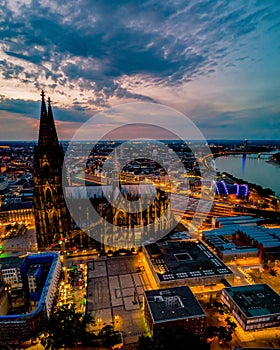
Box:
[0, 207, 34, 224]
[144, 286, 206, 336]
[143, 240, 233, 288]
[0, 252, 61, 345]
[0, 257, 23, 285]
[33, 91, 73, 248]
[222, 284, 280, 331]
[65, 184, 173, 252]
[203, 223, 280, 263]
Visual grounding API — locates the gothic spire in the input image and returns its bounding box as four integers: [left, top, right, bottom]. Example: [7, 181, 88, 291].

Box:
[47, 96, 59, 147]
[40, 90, 47, 120]
[47, 97, 53, 118]
[38, 91, 59, 148]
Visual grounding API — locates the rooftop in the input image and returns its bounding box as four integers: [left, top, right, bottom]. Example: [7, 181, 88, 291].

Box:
[0, 252, 60, 321]
[65, 184, 157, 200]
[203, 225, 280, 253]
[0, 256, 23, 270]
[144, 240, 233, 283]
[144, 286, 205, 323]
[223, 284, 280, 318]
[215, 215, 261, 224]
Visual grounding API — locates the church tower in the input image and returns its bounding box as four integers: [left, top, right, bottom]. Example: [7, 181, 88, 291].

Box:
[33, 91, 72, 249]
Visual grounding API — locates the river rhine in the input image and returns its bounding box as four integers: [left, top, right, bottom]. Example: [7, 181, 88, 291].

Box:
[214, 154, 280, 197]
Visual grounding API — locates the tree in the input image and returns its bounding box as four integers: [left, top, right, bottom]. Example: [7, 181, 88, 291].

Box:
[225, 317, 237, 333]
[41, 304, 95, 349]
[205, 326, 216, 339]
[138, 335, 154, 350]
[205, 318, 236, 346]
[98, 325, 119, 348]
[213, 301, 223, 309]
[138, 328, 209, 350]
[217, 326, 227, 342]
[224, 332, 232, 342]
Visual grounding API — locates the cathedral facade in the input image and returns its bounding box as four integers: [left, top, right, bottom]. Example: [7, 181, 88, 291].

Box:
[33, 91, 73, 249]
[34, 92, 174, 252]
[65, 182, 174, 252]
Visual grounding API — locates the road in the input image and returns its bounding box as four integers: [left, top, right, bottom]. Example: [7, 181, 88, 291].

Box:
[226, 263, 251, 286]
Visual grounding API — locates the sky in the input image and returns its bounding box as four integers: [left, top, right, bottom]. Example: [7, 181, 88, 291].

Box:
[0, 0, 280, 141]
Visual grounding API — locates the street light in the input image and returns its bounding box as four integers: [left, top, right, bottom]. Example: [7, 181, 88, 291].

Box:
[97, 317, 102, 331]
[114, 315, 120, 328]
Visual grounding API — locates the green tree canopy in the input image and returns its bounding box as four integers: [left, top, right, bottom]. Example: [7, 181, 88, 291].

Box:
[41, 304, 95, 349]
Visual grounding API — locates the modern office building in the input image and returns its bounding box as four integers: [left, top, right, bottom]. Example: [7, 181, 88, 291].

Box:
[0, 252, 61, 345]
[221, 284, 280, 331]
[202, 227, 259, 262]
[143, 240, 233, 288]
[238, 226, 280, 261]
[203, 224, 280, 262]
[144, 286, 206, 336]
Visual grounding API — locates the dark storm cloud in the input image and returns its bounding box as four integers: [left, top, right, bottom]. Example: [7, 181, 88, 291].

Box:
[1, 0, 279, 105]
[194, 104, 280, 139]
[0, 59, 24, 79]
[0, 98, 39, 117]
[0, 97, 92, 123]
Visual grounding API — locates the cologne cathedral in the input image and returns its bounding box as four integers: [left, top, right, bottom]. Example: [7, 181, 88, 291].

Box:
[33, 91, 73, 249]
[65, 183, 173, 252]
[34, 92, 174, 252]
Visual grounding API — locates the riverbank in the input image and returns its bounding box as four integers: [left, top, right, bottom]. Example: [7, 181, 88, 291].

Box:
[267, 152, 280, 167]
[220, 171, 275, 197]
[266, 158, 280, 167]
[215, 154, 280, 197]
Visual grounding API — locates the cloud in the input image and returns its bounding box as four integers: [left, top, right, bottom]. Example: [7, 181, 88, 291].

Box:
[0, 96, 94, 123]
[0, 98, 39, 117]
[0, 0, 280, 139]
[194, 104, 280, 139]
[1, 0, 279, 105]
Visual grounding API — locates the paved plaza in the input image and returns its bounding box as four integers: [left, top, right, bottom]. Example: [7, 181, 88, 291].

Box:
[86, 255, 157, 345]
[1, 226, 37, 252]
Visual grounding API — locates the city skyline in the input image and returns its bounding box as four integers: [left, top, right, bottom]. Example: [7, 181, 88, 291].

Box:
[0, 1, 280, 140]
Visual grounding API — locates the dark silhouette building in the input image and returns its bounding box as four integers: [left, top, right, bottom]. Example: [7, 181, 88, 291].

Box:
[33, 91, 72, 249]
[144, 286, 206, 336]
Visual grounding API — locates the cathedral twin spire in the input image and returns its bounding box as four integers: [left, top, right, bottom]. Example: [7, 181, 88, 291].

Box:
[34, 91, 72, 248]
[38, 90, 59, 148]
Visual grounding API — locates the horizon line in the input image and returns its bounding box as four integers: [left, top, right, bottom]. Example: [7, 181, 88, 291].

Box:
[0, 139, 280, 143]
